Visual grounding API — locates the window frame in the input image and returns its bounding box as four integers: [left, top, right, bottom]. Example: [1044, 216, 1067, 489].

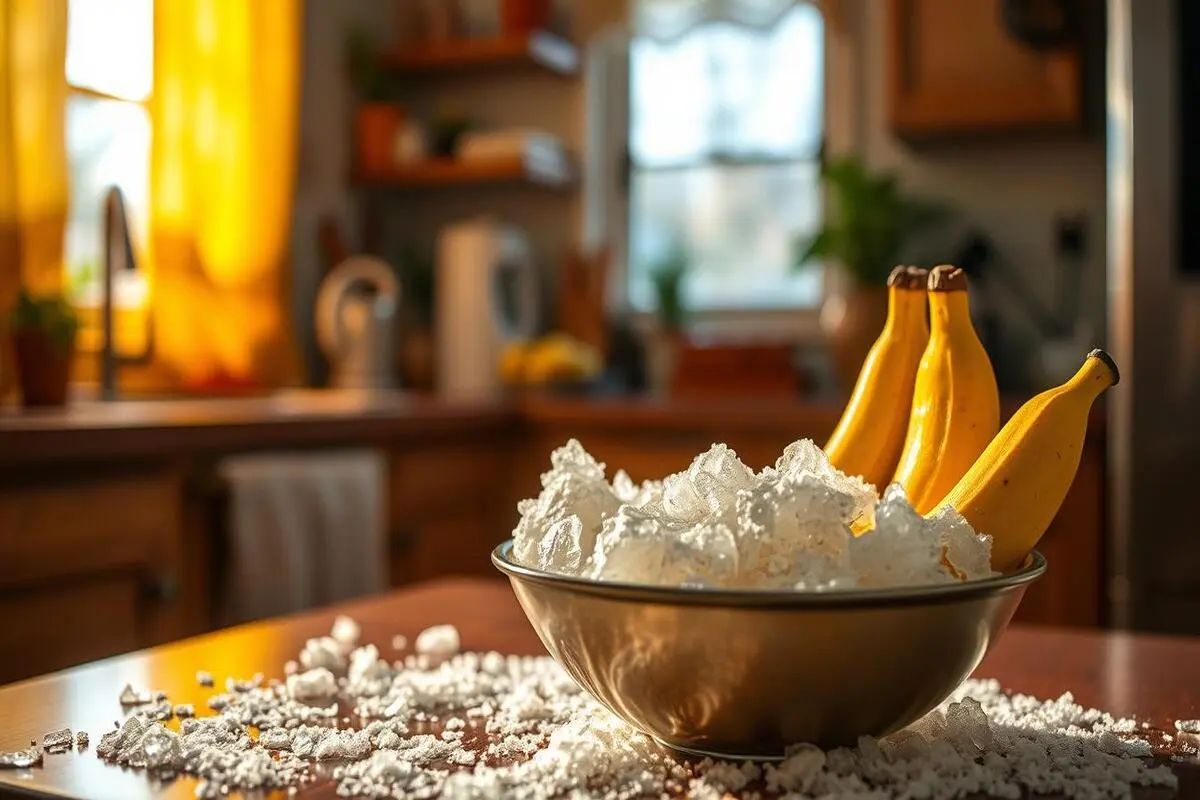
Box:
[63, 0, 155, 308]
[591, 0, 861, 342]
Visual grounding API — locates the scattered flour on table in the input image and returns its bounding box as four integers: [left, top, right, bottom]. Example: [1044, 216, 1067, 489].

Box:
[512, 439, 996, 590]
[4, 618, 1173, 798]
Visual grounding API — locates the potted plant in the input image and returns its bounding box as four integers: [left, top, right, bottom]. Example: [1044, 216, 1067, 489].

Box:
[7, 287, 81, 408]
[645, 250, 689, 396]
[794, 154, 949, 390]
[393, 243, 437, 392]
[347, 28, 400, 175]
[429, 111, 473, 159]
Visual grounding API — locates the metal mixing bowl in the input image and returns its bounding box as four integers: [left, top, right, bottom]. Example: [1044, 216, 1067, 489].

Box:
[492, 540, 1046, 760]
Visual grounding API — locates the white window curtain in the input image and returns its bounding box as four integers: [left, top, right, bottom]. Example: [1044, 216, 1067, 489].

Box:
[584, 0, 853, 329]
[630, 4, 824, 167]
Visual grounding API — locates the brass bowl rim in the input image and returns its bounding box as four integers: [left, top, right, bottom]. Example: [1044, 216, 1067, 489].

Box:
[492, 539, 1046, 609]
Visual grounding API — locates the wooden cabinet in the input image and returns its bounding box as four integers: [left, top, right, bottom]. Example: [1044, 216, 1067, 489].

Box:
[886, 0, 1084, 140]
[388, 438, 514, 587]
[0, 469, 187, 684]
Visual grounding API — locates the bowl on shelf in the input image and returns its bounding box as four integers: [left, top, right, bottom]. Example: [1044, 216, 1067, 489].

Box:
[491, 540, 1046, 760]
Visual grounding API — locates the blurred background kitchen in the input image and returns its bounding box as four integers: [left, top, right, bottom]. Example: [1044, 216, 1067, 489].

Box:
[1, 0, 1195, 684]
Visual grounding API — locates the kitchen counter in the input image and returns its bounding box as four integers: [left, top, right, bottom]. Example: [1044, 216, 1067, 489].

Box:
[0, 391, 516, 467]
[521, 392, 1107, 436]
[0, 390, 1106, 468]
[0, 577, 1195, 800]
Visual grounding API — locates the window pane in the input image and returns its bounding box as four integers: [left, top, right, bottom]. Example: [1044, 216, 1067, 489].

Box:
[630, 3, 823, 167]
[628, 161, 824, 312]
[66, 0, 153, 101]
[64, 94, 151, 301]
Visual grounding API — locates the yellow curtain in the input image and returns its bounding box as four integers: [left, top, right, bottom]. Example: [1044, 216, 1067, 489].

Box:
[151, 0, 302, 386]
[0, 0, 69, 397]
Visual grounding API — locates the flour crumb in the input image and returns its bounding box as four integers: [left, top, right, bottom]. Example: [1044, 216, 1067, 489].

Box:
[71, 625, 1181, 800]
[414, 624, 460, 663]
[392, 634, 408, 651]
[287, 668, 337, 701]
[299, 637, 345, 672]
[42, 727, 72, 752]
[331, 615, 361, 650]
[195, 670, 214, 687]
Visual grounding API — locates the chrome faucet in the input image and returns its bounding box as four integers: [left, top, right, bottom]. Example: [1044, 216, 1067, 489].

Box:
[100, 186, 154, 400]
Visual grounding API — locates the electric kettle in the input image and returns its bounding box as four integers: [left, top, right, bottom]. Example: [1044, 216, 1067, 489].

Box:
[316, 255, 400, 391]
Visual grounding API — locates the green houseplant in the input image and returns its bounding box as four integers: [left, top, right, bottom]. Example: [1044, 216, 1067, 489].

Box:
[794, 154, 949, 389]
[644, 250, 690, 395]
[7, 287, 81, 407]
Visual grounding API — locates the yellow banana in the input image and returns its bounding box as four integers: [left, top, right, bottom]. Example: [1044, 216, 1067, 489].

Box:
[889, 266, 999, 514]
[932, 349, 1119, 572]
[823, 266, 929, 493]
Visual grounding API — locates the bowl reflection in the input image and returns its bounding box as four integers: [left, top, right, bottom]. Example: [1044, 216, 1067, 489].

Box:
[492, 540, 1046, 760]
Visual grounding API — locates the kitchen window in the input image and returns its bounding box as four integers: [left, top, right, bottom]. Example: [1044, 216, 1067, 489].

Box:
[63, 0, 154, 306]
[628, 0, 826, 319]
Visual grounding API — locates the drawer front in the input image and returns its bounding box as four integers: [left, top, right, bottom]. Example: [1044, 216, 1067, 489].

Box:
[390, 442, 509, 524]
[0, 573, 140, 684]
[0, 473, 179, 588]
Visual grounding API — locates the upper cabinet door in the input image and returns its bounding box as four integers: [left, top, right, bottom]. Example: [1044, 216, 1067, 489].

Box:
[886, 0, 1084, 141]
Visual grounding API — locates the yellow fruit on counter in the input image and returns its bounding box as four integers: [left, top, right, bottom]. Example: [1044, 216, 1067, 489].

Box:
[500, 341, 533, 384]
[522, 334, 601, 384]
[932, 349, 1119, 572]
[890, 266, 999, 514]
[824, 266, 930, 494]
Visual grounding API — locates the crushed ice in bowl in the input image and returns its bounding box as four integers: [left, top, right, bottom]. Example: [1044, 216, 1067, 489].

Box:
[512, 438, 996, 589]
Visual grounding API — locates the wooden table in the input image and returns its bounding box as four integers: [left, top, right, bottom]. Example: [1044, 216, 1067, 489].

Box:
[1, 577, 1197, 800]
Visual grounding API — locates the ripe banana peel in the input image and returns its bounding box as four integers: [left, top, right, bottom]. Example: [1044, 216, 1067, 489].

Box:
[890, 266, 999, 514]
[933, 349, 1119, 573]
[824, 266, 929, 493]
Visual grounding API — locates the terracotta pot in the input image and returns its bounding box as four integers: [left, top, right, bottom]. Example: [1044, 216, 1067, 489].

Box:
[500, 0, 551, 34]
[399, 324, 436, 392]
[12, 329, 76, 408]
[820, 284, 890, 392]
[644, 328, 683, 397]
[356, 104, 401, 175]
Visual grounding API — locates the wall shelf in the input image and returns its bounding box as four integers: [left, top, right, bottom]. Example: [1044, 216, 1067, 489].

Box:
[381, 30, 579, 77]
[353, 155, 575, 190]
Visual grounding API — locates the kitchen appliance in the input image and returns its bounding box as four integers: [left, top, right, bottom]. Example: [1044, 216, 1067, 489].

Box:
[316, 255, 399, 391]
[436, 217, 540, 399]
[1106, 0, 1200, 633]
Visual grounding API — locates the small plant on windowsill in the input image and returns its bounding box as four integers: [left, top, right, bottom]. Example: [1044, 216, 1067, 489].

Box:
[644, 250, 690, 395]
[792, 153, 950, 390]
[7, 287, 81, 408]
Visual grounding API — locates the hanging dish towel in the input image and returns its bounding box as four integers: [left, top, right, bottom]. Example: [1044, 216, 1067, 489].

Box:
[216, 448, 388, 628]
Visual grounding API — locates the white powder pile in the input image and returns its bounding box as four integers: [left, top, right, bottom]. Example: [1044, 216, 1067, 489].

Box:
[30, 618, 1175, 798]
[512, 439, 995, 591]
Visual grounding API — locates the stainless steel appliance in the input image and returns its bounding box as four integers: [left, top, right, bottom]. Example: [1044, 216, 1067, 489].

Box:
[316, 255, 399, 391]
[1107, 0, 1200, 633]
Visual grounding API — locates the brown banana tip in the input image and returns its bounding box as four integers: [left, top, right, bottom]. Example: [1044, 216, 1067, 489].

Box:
[927, 265, 968, 293]
[1088, 348, 1120, 386]
[887, 265, 928, 290]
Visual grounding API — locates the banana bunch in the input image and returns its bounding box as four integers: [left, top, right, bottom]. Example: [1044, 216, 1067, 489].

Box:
[825, 265, 1118, 572]
[500, 333, 602, 386]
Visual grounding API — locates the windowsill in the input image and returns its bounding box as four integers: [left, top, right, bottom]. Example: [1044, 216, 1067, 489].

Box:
[624, 307, 823, 343]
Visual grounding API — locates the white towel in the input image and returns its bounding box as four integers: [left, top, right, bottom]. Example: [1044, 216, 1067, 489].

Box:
[216, 448, 388, 628]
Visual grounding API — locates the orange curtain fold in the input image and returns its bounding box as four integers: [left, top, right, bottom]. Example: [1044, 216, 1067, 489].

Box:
[151, 0, 302, 385]
[0, 0, 69, 397]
